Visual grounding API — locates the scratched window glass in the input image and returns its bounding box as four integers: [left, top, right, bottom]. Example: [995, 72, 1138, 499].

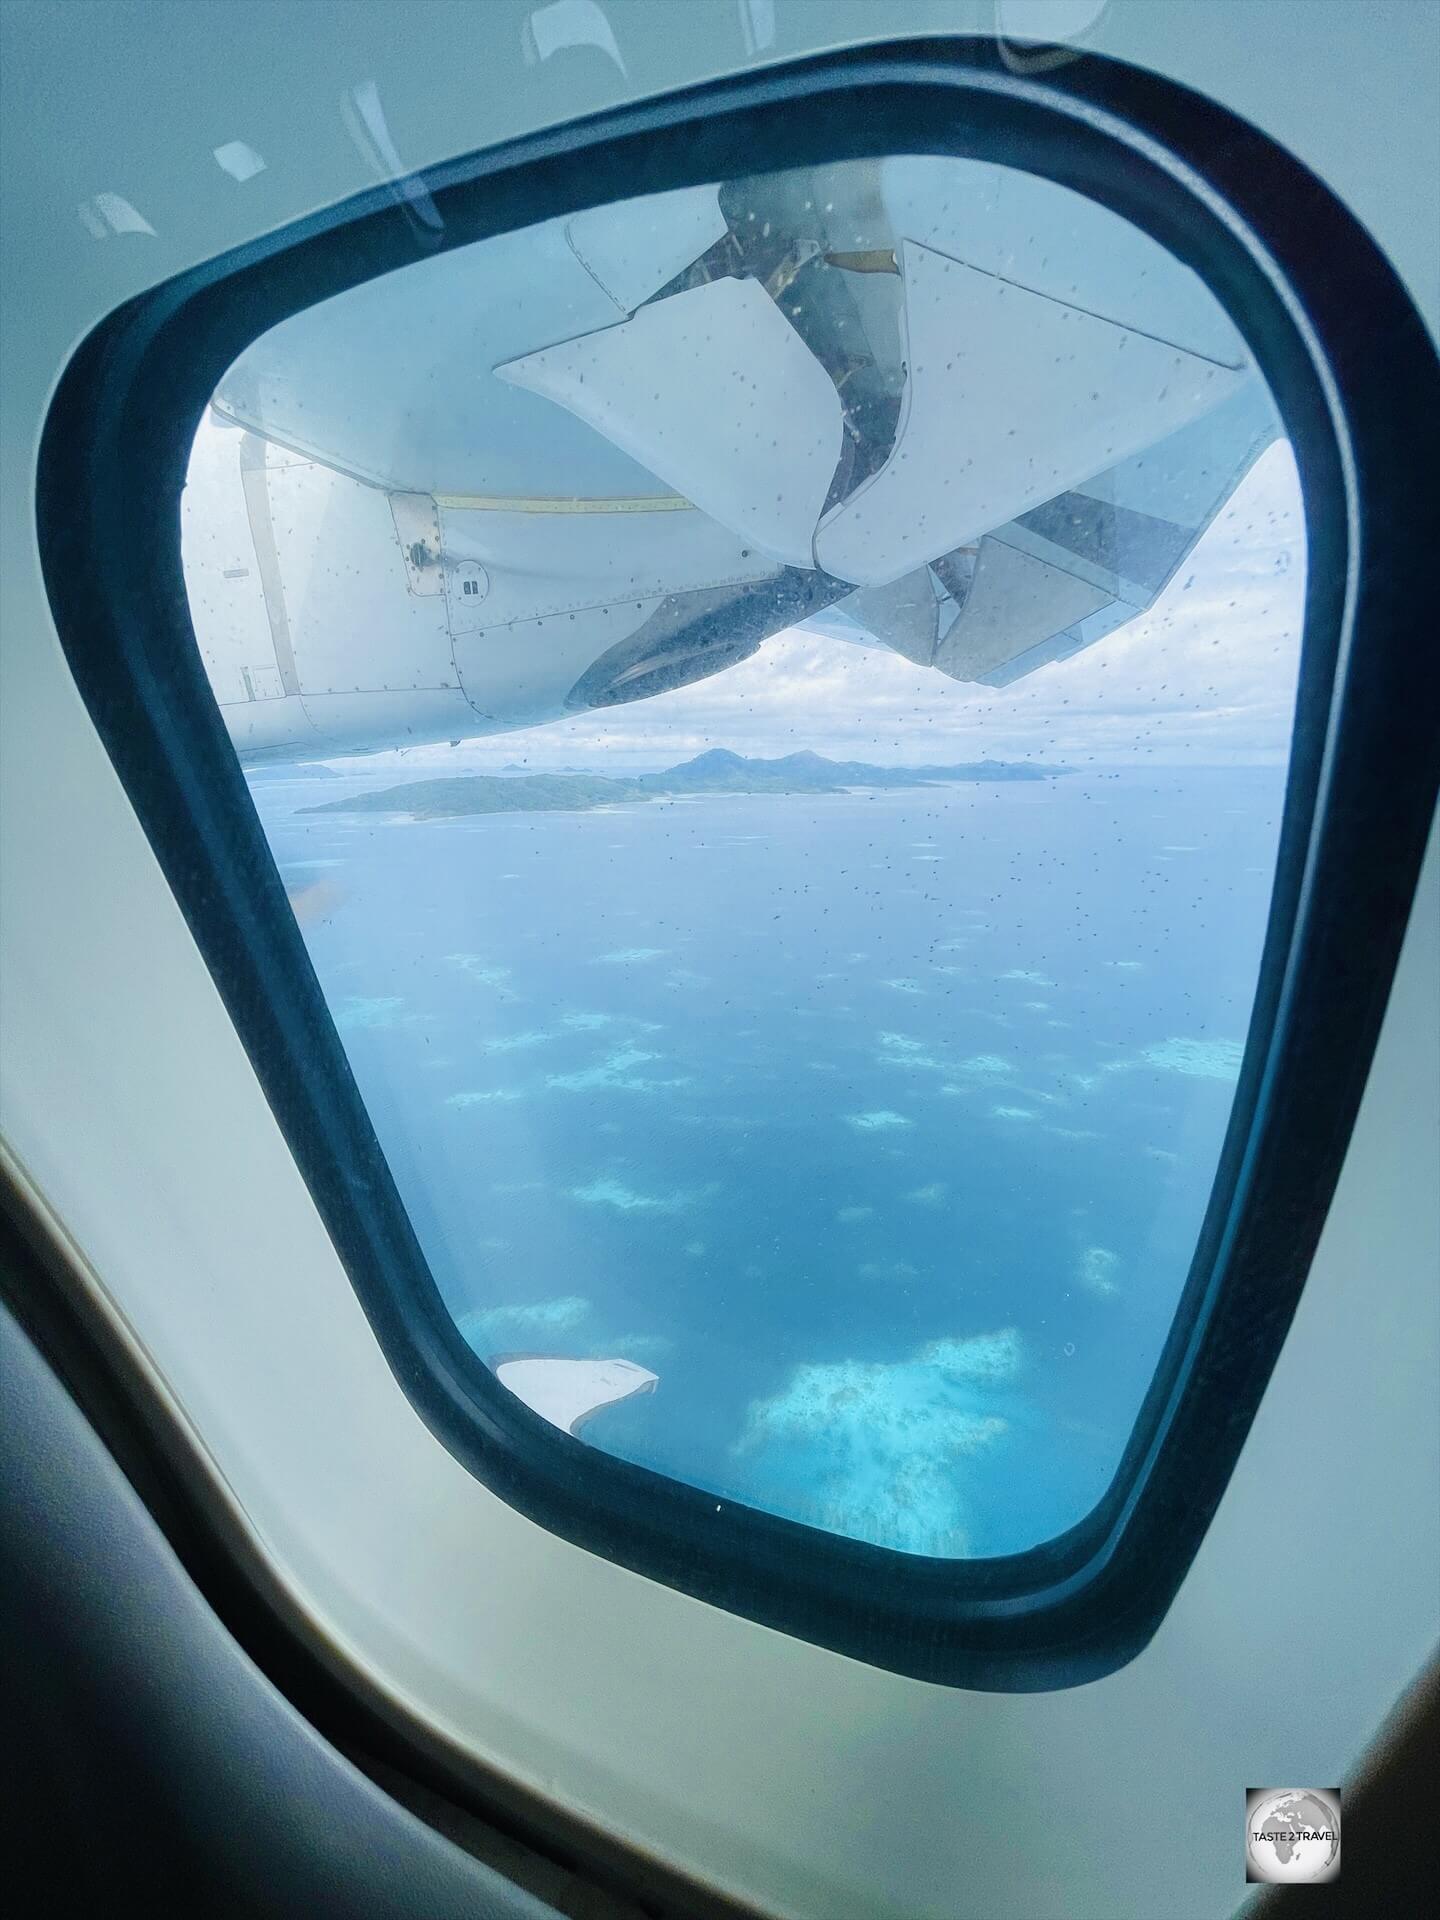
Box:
[181, 157, 1303, 1556]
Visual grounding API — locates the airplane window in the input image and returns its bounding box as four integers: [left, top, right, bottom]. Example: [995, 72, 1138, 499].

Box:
[180, 157, 1301, 1559]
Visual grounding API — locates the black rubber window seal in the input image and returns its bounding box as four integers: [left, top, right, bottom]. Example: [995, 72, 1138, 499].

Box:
[33, 37, 1440, 1690]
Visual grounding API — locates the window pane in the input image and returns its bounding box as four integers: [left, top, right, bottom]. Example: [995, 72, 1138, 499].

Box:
[182, 157, 1303, 1558]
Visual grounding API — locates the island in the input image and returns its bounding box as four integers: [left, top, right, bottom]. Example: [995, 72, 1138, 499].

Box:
[298, 748, 1059, 819]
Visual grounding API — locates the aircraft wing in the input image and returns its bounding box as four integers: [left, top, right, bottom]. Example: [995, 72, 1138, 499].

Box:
[182, 159, 1274, 762]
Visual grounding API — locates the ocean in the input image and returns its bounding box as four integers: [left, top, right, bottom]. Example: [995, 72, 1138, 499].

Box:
[251, 763, 1284, 1560]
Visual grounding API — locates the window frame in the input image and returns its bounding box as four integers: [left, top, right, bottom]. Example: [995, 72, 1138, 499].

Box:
[34, 37, 1440, 1690]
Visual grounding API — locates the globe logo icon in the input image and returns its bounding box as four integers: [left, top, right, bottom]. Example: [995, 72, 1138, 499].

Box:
[1246, 1788, 1341, 1884]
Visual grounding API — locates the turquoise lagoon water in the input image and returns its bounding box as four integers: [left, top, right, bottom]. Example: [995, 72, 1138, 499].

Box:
[252, 765, 1282, 1559]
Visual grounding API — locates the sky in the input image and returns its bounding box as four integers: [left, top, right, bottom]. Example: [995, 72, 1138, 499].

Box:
[347, 439, 1304, 778]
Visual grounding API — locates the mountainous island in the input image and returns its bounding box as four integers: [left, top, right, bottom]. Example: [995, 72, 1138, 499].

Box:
[298, 750, 1058, 820]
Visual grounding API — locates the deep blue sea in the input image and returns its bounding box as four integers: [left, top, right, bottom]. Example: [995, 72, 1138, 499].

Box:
[251, 764, 1284, 1560]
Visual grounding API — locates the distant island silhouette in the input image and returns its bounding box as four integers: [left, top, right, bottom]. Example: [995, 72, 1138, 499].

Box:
[299, 749, 1060, 820]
